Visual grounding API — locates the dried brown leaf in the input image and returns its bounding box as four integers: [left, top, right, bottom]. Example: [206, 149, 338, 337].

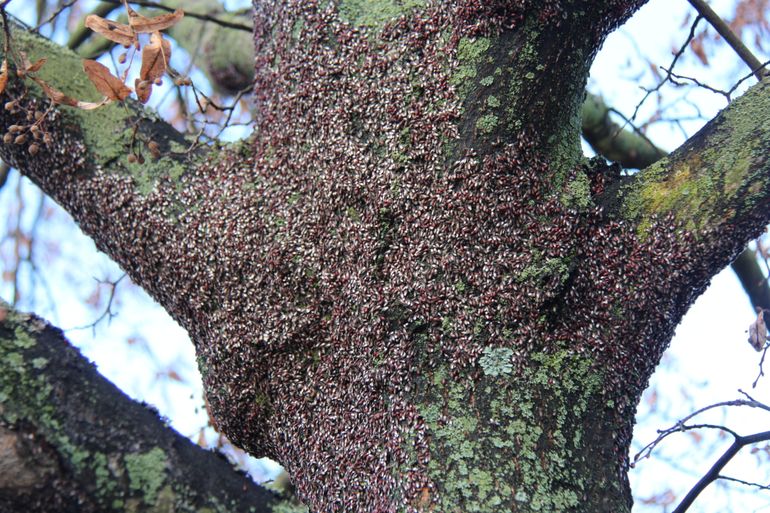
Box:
[83, 60, 132, 101]
[18, 51, 31, 73]
[85, 14, 136, 47]
[30, 76, 79, 107]
[0, 59, 7, 96]
[26, 58, 47, 73]
[140, 32, 171, 84]
[126, 2, 184, 34]
[690, 35, 710, 66]
[135, 78, 152, 104]
[748, 310, 767, 351]
[76, 99, 111, 110]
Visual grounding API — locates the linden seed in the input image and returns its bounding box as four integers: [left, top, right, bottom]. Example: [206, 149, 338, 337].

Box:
[127, 153, 137, 163]
[28, 143, 39, 155]
[14, 134, 27, 145]
[3, 133, 13, 144]
[4, 101, 16, 111]
[147, 140, 161, 159]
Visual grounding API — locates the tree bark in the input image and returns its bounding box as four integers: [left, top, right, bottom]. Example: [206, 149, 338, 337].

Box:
[2, 1, 770, 512]
[0, 301, 286, 512]
[582, 92, 770, 328]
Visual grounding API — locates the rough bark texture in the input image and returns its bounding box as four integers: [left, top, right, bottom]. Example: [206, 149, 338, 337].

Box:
[0, 302, 286, 513]
[1, 1, 770, 512]
[582, 92, 770, 330]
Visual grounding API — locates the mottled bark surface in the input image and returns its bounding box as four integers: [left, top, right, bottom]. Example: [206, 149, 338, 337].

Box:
[1, 1, 770, 512]
[0, 302, 282, 512]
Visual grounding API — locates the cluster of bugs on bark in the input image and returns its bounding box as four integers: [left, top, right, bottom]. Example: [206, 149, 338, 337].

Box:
[2, 0, 757, 511]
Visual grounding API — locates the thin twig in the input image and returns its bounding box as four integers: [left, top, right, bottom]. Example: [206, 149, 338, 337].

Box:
[753, 342, 770, 387]
[687, 0, 768, 80]
[32, 0, 78, 33]
[672, 430, 770, 513]
[65, 274, 127, 333]
[665, 59, 770, 101]
[99, 0, 252, 32]
[717, 475, 770, 491]
[633, 397, 770, 465]
[628, 14, 703, 124]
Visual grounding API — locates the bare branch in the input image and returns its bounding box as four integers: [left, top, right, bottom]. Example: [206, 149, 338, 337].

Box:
[687, 0, 768, 80]
[633, 396, 770, 465]
[673, 430, 770, 513]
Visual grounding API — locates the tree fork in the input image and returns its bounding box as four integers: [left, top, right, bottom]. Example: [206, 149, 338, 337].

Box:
[2, 1, 770, 512]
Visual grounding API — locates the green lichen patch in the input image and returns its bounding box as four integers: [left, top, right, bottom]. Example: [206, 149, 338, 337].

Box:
[516, 252, 570, 287]
[485, 95, 500, 109]
[125, 447, 168, 505]
[622, 81, 770, 237]
[411, 353, 613, 513]
[475, 114, 498, 135]
[451, 36, 491, 98]
[338, 0, 426, 29]
[560, 170, 593, 209]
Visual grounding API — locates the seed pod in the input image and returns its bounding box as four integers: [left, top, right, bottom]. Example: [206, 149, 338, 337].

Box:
[3, 132, 13, 144]
[28, 143, 39, 155]
[4, 101, 16, 111]
[14, 134, 27, 145]
[127, 153, 137, 163]
[147, 140, 161, 159]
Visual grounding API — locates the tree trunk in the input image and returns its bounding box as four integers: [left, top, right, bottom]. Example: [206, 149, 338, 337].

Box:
[1, 1, 770, 512]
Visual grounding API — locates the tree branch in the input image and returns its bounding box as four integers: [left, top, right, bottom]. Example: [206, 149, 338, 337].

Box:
[732, 248, 770, 323]
[0, 301, 282, 512]
[687, 0, 768, 80]
[618, 80, 770, 244]
[581, 92, 667, 169]
[0, 21, 245, 335]
[580, 93, 770, 330]
[672, 430, 770, 513]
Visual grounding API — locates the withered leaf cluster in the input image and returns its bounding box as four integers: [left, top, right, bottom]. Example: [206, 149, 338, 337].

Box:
[0, 1, 183, 107]
[84, 0, 183, 104]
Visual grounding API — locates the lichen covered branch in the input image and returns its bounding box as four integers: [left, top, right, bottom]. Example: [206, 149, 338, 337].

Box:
[0, 302, 282, 512]
[0, 22, 250, 334]
[581, 92, 667, 169]
[619, 80, 770, 241]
